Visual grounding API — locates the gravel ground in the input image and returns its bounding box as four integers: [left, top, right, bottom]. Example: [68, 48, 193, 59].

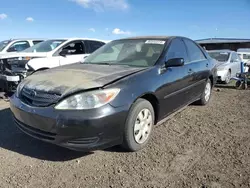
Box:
[0, 86, 250, 188]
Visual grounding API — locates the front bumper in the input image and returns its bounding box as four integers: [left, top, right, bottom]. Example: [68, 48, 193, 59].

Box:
[0, 74, 20, 92]
[10, 95, 129, 151]
[0, 71, 27, 92]
[216, 70, 228, 81]
[0, 74, 20, 82]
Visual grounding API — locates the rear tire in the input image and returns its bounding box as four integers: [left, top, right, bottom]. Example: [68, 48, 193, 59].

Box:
[196, 79, 212, 106]
[122, 99, 155, 152]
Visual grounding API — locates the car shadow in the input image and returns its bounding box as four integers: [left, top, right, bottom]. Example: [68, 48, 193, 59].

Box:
[0, 107, 92, 161]
[215, 84, 236, 89]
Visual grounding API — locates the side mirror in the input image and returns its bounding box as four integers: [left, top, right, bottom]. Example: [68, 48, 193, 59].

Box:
[165, 58, 184, 67]
[7, 46, 17, 52]
[59, 49, 70, 57]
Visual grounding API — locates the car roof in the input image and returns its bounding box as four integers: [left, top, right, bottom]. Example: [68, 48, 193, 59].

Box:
[6, 38, 46, 41]
[52, 38, 108, 43]
[237, 48, 250, 52]
[115, 36, 175, 41]
[207, 49, 234, 53]
[3, 38, 107, 43]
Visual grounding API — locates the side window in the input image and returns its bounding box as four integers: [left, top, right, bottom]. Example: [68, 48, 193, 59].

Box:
[32, 40, 43, 45]
[231, 53, 240, 62]
[184, 39, 206, 62]
[7, 41, 30, 52]
[85, 40, 105, 53]
[61, 41, 85, 55]
[165, 38, 188, 62]
[235, 53, 241, 61]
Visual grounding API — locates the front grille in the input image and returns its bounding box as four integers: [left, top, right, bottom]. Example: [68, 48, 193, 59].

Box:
[20, 87, 61, 107]
[0, 59, 6, 73]
[14, 118, 57, 141]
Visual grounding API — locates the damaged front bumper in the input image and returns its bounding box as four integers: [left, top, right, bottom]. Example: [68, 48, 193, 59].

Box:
[10, 94, 128, 151]
[0, 74, 20, 82]
[0, 58, 30, 92]
[0, 72, 27, 92]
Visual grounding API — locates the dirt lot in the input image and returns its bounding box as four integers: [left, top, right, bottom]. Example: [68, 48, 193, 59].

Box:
[0, 86, 250, 188]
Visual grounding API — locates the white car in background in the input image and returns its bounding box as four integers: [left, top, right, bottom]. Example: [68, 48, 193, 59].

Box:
[208, 50, 242, 84]
[0, 38, 106, 92]
[237, 48, 250, 65]
[0, 39, 44, 55]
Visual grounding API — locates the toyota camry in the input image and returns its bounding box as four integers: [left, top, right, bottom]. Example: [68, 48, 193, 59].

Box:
[10, 36, 217, 152]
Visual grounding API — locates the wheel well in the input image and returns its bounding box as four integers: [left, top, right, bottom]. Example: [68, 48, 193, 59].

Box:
[209, 75, 214, 86]
[36, 67, 49, 72]
[29, 67, 49, 75]
[140, 94, 159, 124]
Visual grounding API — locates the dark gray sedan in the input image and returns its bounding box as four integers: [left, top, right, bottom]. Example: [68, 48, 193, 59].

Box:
[10, 36, 217, 152]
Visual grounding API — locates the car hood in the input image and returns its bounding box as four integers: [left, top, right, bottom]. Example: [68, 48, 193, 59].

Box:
[20, 63, 147, 96]
[216, 61, 230, 68]
[0, 52, 48, 59]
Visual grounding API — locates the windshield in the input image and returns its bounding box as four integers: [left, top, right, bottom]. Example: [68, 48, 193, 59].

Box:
[208, 52, 230, 62]
[0, 40, 11, 52]
[23, 40, 66, 53]
[84, 39, 166, 67]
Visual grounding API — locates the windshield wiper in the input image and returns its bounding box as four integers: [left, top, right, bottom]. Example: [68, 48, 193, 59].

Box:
[83, 62, 113, 65]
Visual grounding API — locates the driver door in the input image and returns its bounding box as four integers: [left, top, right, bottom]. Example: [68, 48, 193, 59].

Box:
[158, 38, 192, 118]
[58, 40, 88, 66]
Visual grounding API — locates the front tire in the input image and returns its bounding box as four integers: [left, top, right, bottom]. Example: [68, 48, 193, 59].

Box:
[196, 79, 212, 105]
[122, 99, 155, 152]
[223, 70, 231, 84]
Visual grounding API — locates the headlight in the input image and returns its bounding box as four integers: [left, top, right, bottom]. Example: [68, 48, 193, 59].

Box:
[15, 83, 22, 98]
[7, 57, 19, 62]
[216, 66, 227, 71]
[55, 88, 120, 110]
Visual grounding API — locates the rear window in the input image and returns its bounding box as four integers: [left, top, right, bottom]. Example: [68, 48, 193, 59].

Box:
[23, 40, 65, 53]
[32, 40, 44, 45]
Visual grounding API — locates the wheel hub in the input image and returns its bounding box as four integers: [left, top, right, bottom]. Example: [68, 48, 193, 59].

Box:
[134, 109, 153, 144]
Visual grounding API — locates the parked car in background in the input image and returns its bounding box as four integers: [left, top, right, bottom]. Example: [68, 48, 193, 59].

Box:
[0, 39, 44, 55]
[208, 50, 241, 84]
[10, 36, 217, 152]
[0, 38, 106, 92]
[237, 48, 250, 65]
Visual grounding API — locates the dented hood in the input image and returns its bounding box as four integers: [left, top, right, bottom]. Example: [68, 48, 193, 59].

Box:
[21, 63, 146, 96]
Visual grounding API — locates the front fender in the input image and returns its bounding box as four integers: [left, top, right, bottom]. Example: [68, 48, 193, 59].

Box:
[27, 57, 60, 71]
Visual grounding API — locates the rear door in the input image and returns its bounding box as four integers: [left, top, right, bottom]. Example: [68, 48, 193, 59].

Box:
[183, 38, 209, 101]
[158, 38, 191, 118]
